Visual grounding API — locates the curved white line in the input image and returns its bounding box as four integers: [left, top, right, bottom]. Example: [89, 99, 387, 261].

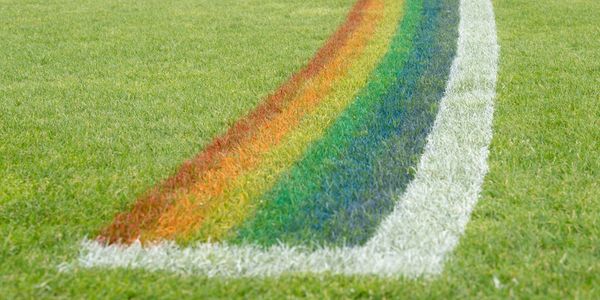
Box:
[77, 0, 499, 277]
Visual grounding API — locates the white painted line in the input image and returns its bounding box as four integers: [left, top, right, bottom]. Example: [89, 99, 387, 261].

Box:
[77, 0, 499, 277]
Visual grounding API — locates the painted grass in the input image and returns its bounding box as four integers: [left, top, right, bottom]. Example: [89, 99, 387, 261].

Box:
[234, 0, 459, 247]
[183, 0, 404, 244]
[1, 0, 599, 298]
[98, 0, 376, 244]
[231, 0, 424, 247]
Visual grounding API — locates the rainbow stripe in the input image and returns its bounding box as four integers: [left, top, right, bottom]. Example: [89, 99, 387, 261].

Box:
[82, 0, 499, 277]
[100, 0, 460, 247]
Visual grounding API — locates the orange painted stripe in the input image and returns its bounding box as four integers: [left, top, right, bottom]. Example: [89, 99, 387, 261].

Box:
[98, 0, 375, 244]
[145, 0, 385, 241]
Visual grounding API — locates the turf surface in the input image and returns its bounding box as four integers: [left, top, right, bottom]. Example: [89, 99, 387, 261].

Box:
[1, 0, 598, 298]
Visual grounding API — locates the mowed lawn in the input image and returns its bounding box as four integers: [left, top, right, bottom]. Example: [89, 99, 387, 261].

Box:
[1, 0, 599, 298]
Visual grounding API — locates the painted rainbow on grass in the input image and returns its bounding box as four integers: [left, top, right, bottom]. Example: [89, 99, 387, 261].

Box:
[80, 0, 499, 277]
[101, 0, 453, 246]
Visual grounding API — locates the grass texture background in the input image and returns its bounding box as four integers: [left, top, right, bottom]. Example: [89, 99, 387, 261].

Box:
[1, 0, 599, 298]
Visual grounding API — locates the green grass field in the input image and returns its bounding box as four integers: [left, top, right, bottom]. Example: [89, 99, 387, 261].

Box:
[1, 0, 598, 298]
